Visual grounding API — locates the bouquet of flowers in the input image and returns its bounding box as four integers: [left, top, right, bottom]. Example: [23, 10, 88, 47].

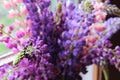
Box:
[0, 0, 120, 80]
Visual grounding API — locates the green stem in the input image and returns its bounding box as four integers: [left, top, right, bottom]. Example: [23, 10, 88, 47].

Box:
[1, 30, 21, 46]
[102, 65, 109, 80]
[1, 30, 15, 40]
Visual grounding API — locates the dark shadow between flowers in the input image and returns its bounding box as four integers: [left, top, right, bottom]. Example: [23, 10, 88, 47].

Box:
[101, 0, 120, 79]
[100, 29, 120, 80]
[101, 17, 120, 80]
[100, 0, 120, 80]
[101, 15, 120, 80]
[106, 30, 120, 80]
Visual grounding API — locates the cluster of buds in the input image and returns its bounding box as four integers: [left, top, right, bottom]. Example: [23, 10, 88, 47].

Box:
[0, 24, 19, 53]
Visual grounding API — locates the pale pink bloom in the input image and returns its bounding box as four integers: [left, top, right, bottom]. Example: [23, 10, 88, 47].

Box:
[12, 43, 17, 48]
[22, 20, 28, 27]
[87, 43, 94, 49]
[21, 27, 31, 36]
[92, 2, 105, 10]
[21, 19, 29, 27]
[24, 27, 30, 36]
[6, 41, 14, 49]
[22, 20, 31, 36]
[3, 1, 11, 9]
[16, 30, 25, 38]
[11, 0, 17, 7]
[87, 35, 99, 43]
[9, 9, 21, 18]
[13, 20, 21, 27]
[100, 12, 107, 20]
[5, 25, 14, 34]
[20, 6, 28, 15]
[20, 38, 27, 46]
[2, 37, 10, 43]
[92, 23, 106, 32]
[0, 38, 3, 42]
[13, 0, 23, 3]
[24, 20, 31, 27]
[9, 25, 14, 31]
[15, 40, 21, 45]
[0, 37, 4, 42]
[88, 25, 93, 30]
[4, 26, 14, 34]
[95, 15, 102, 22]
[0, 36, 9, 42]
[19, 38, 24, 45]
[4, 27, 10, 34]
[94, 10, 107, 21]
[12, 48, 19, 54]
[8, 9, 17, 18]
[0, 24, 4, 30]
[17, 0, 23, 3]
[16, 13, 21, 18]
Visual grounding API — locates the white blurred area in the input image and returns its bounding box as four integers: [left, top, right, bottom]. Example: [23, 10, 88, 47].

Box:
[81, 65, 95, 80]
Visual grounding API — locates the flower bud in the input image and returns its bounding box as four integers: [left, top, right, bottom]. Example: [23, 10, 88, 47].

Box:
[20, 6, 28, 15]
[6, 41, 14, 49]
[2, 37, 10, 43]
[16, 30, 25, 38]
[9, 25, 14, 31]
[8, 9, 19, 19]
[5, 25, 14, 34]
[14, 0, 23, 3]
[0, 24, 4, 30]
[57, 2, 62, 14]
[13, 20, 21, 27]
[12, 48, 19, 54]
[92, 23, 106, 32]
[0, 32, 3, 36]
[3, 1, 11, 9]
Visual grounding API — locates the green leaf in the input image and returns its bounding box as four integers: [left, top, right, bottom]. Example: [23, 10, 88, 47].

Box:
[13, 51, 25, 65]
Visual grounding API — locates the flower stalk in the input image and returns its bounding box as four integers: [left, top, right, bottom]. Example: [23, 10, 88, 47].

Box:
[102, 64, 109, 80]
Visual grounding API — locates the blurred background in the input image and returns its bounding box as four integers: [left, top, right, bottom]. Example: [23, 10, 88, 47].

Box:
[0, 0, 12, 55]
